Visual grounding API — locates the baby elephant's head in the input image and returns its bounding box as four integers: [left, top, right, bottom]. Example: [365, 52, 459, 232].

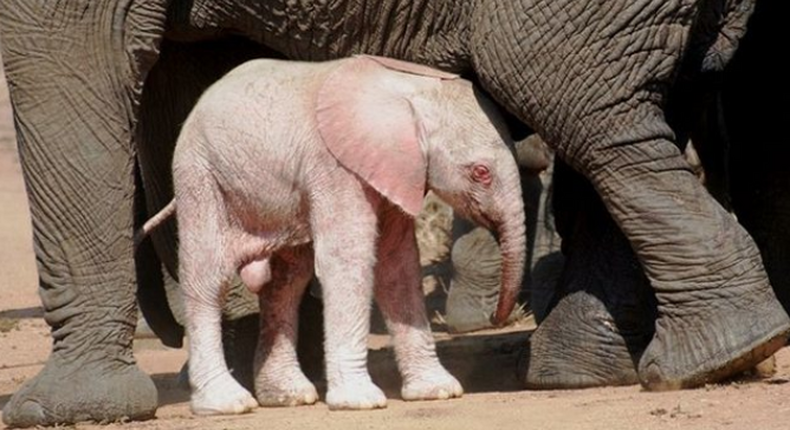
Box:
[415, 79, 527, 326]
[317, 55, 526, 325]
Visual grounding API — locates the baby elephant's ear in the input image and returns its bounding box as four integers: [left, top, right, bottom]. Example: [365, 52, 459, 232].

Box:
[316, 56, 428, 217]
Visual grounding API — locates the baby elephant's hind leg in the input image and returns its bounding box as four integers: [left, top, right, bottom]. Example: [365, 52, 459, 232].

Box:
[254, 244, 318, 407]
[178, 184, 257, 415]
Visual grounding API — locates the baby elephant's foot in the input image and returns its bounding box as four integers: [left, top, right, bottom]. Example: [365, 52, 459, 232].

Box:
[256, 375, 318, 407]
[326, 379, 387, 410]
[191, 374, 258, 415]
[402, 369, 463, 401]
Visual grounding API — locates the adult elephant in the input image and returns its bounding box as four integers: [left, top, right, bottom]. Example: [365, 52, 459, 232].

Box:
[522, 0, 789, 388]
[1, 0, 787, 427]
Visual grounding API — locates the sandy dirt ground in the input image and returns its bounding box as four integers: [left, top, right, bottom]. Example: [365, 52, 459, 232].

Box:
[2, 57, 790, 430]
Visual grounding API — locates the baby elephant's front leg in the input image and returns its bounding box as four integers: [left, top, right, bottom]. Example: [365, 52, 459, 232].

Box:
[311, 196, 387, 410]
[376, 214, 463, 401]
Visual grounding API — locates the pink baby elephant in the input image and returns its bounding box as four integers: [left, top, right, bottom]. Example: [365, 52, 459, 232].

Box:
[148, 55, 527, 414]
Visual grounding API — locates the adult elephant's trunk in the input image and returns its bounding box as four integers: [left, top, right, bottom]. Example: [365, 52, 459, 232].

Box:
[491, 195, 527, 325]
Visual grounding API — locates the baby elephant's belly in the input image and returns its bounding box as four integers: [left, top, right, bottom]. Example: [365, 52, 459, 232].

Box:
[219, 166, 314, 290]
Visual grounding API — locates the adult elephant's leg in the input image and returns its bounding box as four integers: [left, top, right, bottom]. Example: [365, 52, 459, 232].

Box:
[521, 161, 655, 388]
[535, 119, 788, 390]
[609, 124, 790, 389]
[473, 0, 790, 390]
[0, 2, 168, 427]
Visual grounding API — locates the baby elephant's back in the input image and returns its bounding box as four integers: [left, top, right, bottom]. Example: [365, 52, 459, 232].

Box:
[182, 59, 337, 177]
[174, 59, 337, 225]
[189, 59, 329, 160]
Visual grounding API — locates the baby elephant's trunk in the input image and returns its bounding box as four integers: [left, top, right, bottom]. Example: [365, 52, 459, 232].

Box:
[491, 193, 527, 326]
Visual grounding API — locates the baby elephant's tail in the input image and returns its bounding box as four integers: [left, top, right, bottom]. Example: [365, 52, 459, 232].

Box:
[134, 200, 176, 249]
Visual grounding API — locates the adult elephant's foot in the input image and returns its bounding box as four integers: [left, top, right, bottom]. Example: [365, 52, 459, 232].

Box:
[401, 368, 463, 401]
[522, 163, 655, 389]
[2, 357, 157, 427]
[638, 282, 790, 390]
[522, 292, 643, 388]
[190, 373, 258, 415]
[623, 168, 790, 389]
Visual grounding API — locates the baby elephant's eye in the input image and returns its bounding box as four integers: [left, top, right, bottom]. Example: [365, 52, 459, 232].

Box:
[471, 164, 492, 186]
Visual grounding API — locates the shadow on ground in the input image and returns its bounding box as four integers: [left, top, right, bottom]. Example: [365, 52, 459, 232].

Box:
[0, 308, 43, 320]
[369, 329, 532, 398]
[147, 327, 531, 409]
[152, 373, 191, 407]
